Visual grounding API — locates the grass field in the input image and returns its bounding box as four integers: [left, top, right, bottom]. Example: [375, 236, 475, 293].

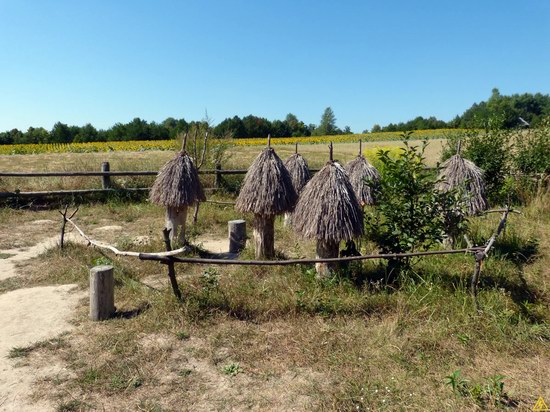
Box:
[0, 139, 444, 192]
[0, 141, 548, 411]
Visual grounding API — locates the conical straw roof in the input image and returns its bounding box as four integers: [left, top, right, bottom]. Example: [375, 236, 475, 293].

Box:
[292, 158, 363, 243]
[236, 146, 297, 216]
[345, 153, 380, 206]
[149, 151, 206, 208]
[284, 144, 311, 194]
[436, 154, 488, 215]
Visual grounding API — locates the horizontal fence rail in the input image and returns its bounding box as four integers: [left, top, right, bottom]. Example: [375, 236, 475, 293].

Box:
[0, 169, 259, 177]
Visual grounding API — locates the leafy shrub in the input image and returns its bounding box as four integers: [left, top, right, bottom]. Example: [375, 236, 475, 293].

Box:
[514, 118, 550, 175]
[365, 137, 467, 271]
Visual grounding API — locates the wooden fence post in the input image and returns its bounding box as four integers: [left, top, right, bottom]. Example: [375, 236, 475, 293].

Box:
[90, 265, 115, 321]
[214, 162, 221, 189]
[228, 219, 246, 253]
[101, 162, 111, 189]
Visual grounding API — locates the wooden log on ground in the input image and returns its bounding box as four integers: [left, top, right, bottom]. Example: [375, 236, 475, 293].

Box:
[89, 265, 115, 321]
[228, 219, 246, 253]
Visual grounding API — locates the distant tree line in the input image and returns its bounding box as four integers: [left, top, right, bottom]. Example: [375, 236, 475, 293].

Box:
[2, 90, 549, 144]
[367, 89, 550, 132]
[0, 107, 352, 145]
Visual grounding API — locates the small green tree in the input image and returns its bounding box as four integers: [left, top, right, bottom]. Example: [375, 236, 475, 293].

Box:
[314, 107, 337, 135]
[365, 136, 467, 272]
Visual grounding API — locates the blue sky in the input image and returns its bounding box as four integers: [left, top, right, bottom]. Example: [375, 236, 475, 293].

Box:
[1, 0, 549, 133]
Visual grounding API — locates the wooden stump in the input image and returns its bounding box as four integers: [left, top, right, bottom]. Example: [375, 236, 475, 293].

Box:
[253, 214, 275, 259]
[165, 206, 188, 246]
[228, 219, 246, 253]
[315, 240, 339, 278]
[90, 265, 115, 321]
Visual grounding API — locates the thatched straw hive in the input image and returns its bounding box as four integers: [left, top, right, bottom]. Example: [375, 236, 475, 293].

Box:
[283, 144, 311, 225]
[436, 154, 488, 215]
[149, 150, 205, 245]
[235, 139, 297, 259]
[292, 144, 363, 276]
[344, 142, 380, 206]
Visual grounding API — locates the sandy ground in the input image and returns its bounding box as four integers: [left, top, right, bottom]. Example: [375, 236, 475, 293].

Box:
[0, 285, 83, 411]
[0, 217, 234, 411]
[196, 234, 228, 253]
[0, 232, 83, 281]
[0, 229, 86, 411]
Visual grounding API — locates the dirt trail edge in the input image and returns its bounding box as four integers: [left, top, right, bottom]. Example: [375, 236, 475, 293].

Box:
[0, 234, 85, 412]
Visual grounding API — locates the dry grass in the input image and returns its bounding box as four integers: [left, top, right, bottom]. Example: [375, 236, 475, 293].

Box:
[1, 148, 548, 411]
[0, 139, 444, 193]
[229, 139, 445, 170]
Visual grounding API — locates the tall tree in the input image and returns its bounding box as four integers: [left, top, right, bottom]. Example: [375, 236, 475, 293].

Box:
[314, 107, 337, 135]
[50, 122, 73, 143]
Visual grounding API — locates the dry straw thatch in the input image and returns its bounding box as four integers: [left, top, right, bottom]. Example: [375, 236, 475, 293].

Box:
[284, 144, 311, 194]
[344, 145, 381, 206]
[149, 151, 206, 208]
[235, 147, 297, 216]
[437, 154, 488, 215]
[292, 159, 363, 243]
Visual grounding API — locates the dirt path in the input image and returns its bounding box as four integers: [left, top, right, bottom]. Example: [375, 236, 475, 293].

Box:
[0, 234, 85, 411]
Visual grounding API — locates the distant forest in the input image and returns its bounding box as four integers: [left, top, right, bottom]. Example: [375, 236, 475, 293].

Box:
[1, 89, 549, 145]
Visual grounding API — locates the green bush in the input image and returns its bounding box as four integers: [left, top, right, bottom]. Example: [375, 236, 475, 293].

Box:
[514, 118, 550, 175]
[365, 137, 467, 270]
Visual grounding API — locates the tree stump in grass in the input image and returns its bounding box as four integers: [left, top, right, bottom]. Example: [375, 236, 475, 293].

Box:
[90, 265, 115, 321]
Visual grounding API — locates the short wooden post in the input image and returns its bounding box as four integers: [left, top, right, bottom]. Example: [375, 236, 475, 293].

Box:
[214, 162, 221, 189]
[90, 265, 115, 321]
[228, 219, 246, 253]
[101, 161, 111, 189]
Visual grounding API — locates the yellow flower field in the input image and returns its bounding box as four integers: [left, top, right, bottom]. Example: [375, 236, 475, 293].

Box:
[0, 129, 460, 155]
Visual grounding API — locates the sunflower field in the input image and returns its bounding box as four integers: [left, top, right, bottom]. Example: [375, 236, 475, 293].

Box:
[0, 129, 460, 155]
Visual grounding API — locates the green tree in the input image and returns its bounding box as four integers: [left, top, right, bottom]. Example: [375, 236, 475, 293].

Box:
[314, 107, 337, 135]
[242, 115, 271, 138]
[74, 123, 98, 142]
[50, 122, 73, 143]
[24, 127, 49, 144]
[213, 116, 246, 138]
[365, 136, 466, 272]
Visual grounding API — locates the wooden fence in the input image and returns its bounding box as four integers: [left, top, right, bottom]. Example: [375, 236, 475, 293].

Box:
[0, 161, 321, 199]
[61, 207, 514, 309]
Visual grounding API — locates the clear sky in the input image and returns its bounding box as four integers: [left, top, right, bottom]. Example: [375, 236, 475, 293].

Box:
[1, 0, 549, 133]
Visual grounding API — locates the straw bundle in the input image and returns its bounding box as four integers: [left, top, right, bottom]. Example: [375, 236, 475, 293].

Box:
[284, 154, 311, 195]
[292, 149, 363, 276]
[149, 151, 205, 245]
[437, 154, 488, 215]
[283, 146, 311, 226]
[236, 144, 297, 259]
[149, 152, 205, 208]
[345, 155, 380, 206]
